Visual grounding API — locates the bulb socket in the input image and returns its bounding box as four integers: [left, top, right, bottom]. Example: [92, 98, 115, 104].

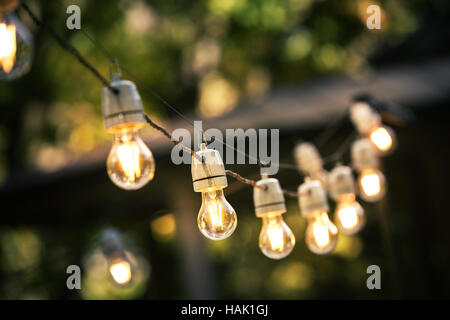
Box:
[351, 138, 379, 172]
[102, 79, 146, 132]
[328, 165, 355, 201]
[294, 142, 323, 175]
[298, 179, 329, 217]
[191, 144, 228, 192]
[350, 102, 381, 136]
[100, 228, 125, 256]
[253, 177, 286, 218]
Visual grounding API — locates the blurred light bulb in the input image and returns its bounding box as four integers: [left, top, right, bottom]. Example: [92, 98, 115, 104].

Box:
[334, 198, 365, 235]
[107, 128, 155, 190]
[358, 168, 386, 202]
[305, 212, 338, 254]
[259, 214, 295, 259]
[197, 188, 237, 240]
[369, 126, 395, 154]
[0, 12, 32, 80]
[109, 258, 132, 285]
[328, 166, 365, 235]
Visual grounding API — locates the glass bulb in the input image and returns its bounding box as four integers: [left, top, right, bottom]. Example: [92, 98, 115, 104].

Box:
[0, 12, 33, 80]
[107, 128, 155, 190]
[197, 188, 237, 240]
[109, 257, 132, 286]
[305, 211, 338, 255]
[259, 214, 295, 259]
[358, 168, 386, 202]
[369, 126, 395, 154]
[334, 196, 365, 235]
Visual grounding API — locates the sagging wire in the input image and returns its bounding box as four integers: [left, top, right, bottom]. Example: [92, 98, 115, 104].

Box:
[20, 3, 353, 197]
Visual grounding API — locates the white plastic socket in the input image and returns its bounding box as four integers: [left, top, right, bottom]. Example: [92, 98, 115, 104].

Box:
[328, 165, 355, 201]
[253, 177, 286, 218]
[102, 79, 146, 132]
[351, 138, 379, 172]
[191, 144, 228, 192]
[350, 102, 381, 136]
[298, 179, 329, 217]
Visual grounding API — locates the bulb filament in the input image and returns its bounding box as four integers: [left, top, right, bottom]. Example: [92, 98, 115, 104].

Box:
[109, 259, 132, 285]
[117, 138, 142, 182]
[337, 206, 358, 229]
[0, 22, 16, 73]
[205, 192, 225, 232]
[266, 220, 284, 251]
[361, 172, 381, 197]
[370, 127, 393, 152]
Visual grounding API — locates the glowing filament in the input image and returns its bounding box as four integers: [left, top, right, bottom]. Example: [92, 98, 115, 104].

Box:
[206, 197, 224, 231]
[337, 206, 358, 229]
[0, 23, 16, 73]
[361, 173, 381, 197]
[312, 223, 330, 248]
[267, 223, 284, 251]
[370, 127, 393, 152]
[117, 142, 141, 182]
[109, 260, 132, 285]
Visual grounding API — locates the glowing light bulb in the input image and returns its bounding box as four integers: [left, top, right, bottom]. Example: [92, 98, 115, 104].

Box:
[305, 212, 338, 255]
[370, 126, 395, 154]
[109, 258, 132, 285]
[197, 188, 237, 240]
[334, 198, 365, 235]
[328, 166, 365, 235]
[107, 128, 155, 190]
[0, 12, 32, 80]
[358, 168, 386, 202]
[259, 214, 295, 259]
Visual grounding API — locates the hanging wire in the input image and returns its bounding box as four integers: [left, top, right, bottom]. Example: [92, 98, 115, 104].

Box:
[143, 114, 207, 162]
[20, 2, 118, 94]
[313, 109, 349, 148]
[225, 170, 266, 191]
[277, 162, 299, 171]
[78, 28, 197, 127]
[83, 20, 355, 188]
[78, 28, 357, 173]
[20, 3, 353, 195]
[78, 28, 262, 166]
[225, 170, 302, 196]
[321, 132, 356, 166]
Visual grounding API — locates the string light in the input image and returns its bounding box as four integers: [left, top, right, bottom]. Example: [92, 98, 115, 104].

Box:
[100, 228, 136, 286]
[0, 0, 33, 80]
[351, 138, 386, 202]
[17, 2, 405, 260]
[298, 179, 338, 254]
[253, 172, 295, 259]
[102, 74, 155, 190]
[350, 102, 396, 155]
[294, 142, 328, 189]
[192, 143, 237, 240]
[328, 165, 365, 235]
